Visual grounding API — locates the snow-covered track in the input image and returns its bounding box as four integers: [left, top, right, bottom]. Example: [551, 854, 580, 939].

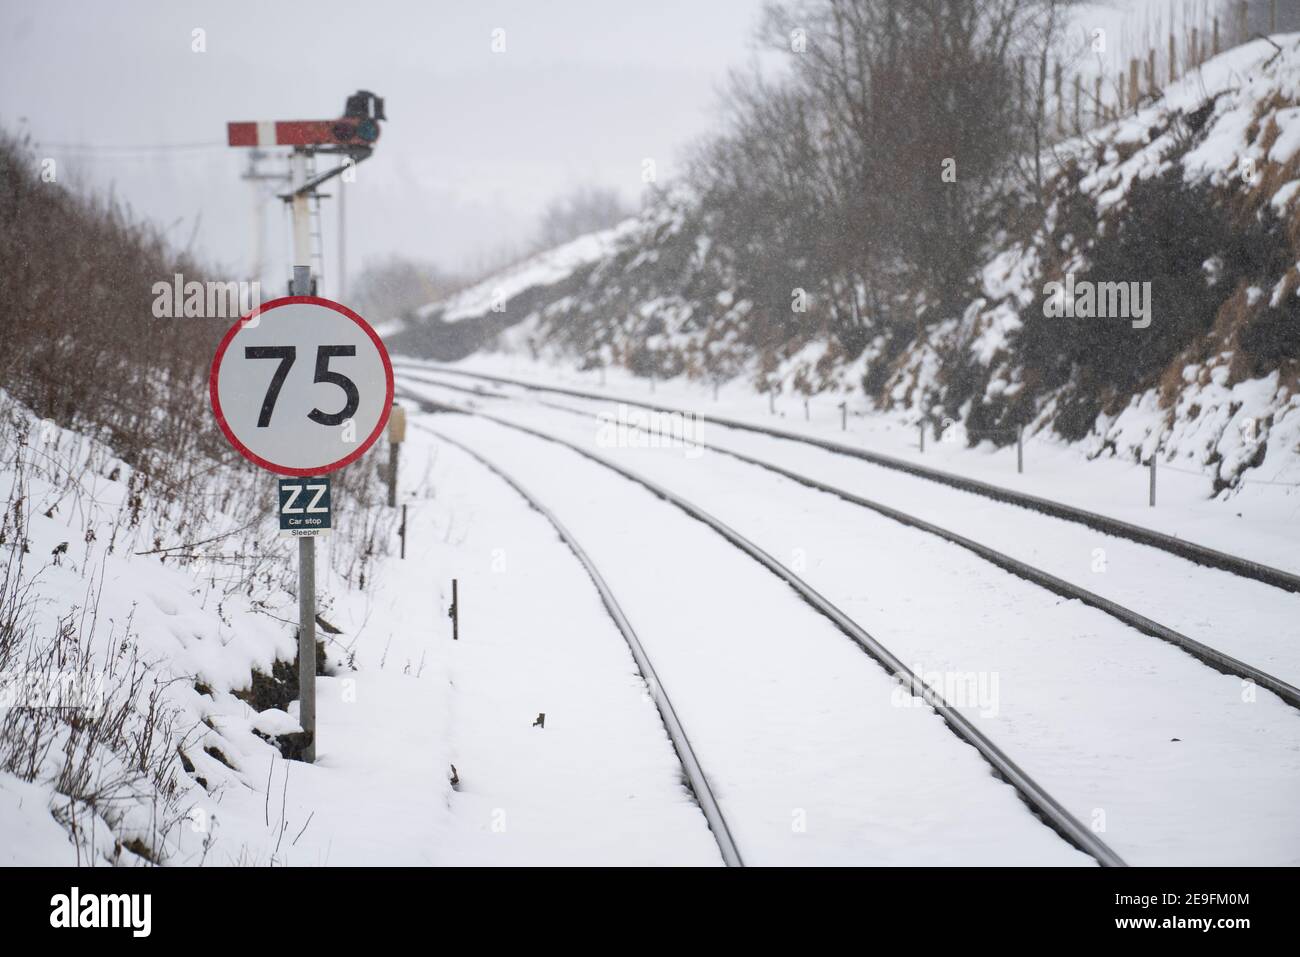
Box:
[415, 419, 744, 867]
[402, 392, 1127, 867]
[396, 360, 1300, 595]
[397, 371, 1300, 712]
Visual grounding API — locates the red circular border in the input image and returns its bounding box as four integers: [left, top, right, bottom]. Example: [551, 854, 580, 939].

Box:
[209, 296, 395, 476]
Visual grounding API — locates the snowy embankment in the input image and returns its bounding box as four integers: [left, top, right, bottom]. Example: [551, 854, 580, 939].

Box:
[403, 34, 1300, 500]
[0, 389, 722, 865]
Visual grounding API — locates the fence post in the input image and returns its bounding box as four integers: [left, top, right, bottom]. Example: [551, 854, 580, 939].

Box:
[1147, 48, 1156, 94]
[839, 401, 847, 432]
[1213, 17, 1220, 56]
[400, 503, 407, 559]
[450, 578, 459, 640]
[1239, 1, 1248, 45]
[1017, 426, 1024, 474]
[919, 423, 925, 453]
[1169, 33, 1177, 83]
[1149, 456, 1157, 507]
[1270, 0, 1277, 34]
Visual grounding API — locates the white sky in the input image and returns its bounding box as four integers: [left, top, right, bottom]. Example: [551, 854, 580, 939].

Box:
[0, 0, 767, 291]
[0, 1, 1256, 296]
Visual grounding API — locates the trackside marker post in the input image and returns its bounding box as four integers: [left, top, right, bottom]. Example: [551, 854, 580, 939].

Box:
[387, 404, 406, 507]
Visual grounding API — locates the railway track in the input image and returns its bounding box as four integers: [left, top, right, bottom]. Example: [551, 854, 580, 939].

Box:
[394, 359, 1300, 595]
[398, 370, 1300, 711]
[403, 389, 1128, 867]
[419, 424, 744, 867]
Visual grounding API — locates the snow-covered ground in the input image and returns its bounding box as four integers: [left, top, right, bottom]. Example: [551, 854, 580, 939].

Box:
[395, 363, 1300, 865]
[418, 353, 1300, 578]
[0, 391, 724, 866]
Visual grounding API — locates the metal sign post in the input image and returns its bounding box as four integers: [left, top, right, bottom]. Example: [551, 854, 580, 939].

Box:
[220, 93, 390, 763]
[210, 293, 392, 763]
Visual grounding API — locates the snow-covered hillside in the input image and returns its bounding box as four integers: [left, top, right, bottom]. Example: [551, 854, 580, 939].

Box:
[398, 34, 1300, 497]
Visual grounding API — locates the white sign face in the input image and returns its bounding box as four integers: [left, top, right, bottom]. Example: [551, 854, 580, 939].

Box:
[210, 297, 393, 475]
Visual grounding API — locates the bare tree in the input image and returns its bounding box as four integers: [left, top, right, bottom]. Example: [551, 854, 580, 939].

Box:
[536, 185, 629, 249]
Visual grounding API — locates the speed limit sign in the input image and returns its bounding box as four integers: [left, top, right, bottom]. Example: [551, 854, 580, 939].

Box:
[209, 296, 394, 475]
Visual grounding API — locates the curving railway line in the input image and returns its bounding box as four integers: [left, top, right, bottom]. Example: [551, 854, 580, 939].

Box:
[407, 400, 1126, 866]
[395, 359, 1300, 594]
[393, 366, 1300, 865]
[396, 367, 1300, 711]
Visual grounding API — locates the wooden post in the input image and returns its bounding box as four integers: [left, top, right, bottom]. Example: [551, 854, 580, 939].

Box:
[839, 401, 847, 432]
[386, 404, 406, 508]
[1213, 17, 1220, 56]
[387, 442, 400, 507]
[1129, 58, 1139, 110]
[1147, 48, 1156, 94]
[1191, 27, 1199, 69]
[1149, 456, 1157, 507]
[1169, 33, 1177, 83]
[1240, 1, 1249, 45]
[1116, 71, 1125, 113]
[400, 503, 407, 559]
[919, 423, 926, 453]
[1095, 76, 1103, 124]
[1270, 0, 1277, 35]
[1017, 426, 1024, 474]
[450, 579, 459, 640]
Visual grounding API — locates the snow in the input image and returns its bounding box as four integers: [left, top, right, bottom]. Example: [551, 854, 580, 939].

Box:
[415, 353, 1300, 576]
[419, 218, 641, 326]
[0, 388, 728, 866]
[421, 411, 1091, 865]
[398, 369, 1300, 864]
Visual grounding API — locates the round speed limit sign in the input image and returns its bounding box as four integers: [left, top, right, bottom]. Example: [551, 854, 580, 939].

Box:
[210, 296, 394, 476]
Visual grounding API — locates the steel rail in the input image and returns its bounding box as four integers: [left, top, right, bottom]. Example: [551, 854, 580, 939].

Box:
[403, 392, 1127, 867]
[394, 359, 1300, 594]
[397, 372, 1300, 711]
[414, 418, 744, 867]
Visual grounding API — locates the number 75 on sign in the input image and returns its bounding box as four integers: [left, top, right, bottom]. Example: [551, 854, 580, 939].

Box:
[209, 296, 393, 476]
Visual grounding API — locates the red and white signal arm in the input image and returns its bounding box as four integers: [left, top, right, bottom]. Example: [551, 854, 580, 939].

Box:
[210, 297, 394, 476]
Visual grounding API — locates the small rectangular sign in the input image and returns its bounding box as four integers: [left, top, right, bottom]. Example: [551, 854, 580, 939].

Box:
[278, 477, 332, 538]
